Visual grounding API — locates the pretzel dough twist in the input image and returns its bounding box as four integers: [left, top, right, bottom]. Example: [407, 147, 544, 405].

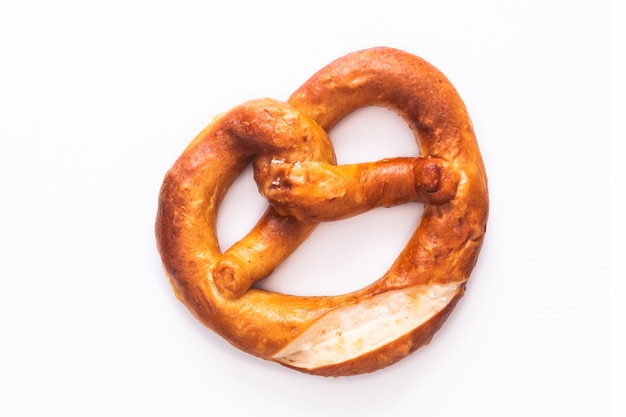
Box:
[156, 47, 488, 376]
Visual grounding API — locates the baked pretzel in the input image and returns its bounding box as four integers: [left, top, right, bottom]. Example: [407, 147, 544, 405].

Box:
[156, 47, 488, 377]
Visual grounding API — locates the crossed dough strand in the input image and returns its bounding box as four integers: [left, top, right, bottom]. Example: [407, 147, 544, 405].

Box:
[155, 47, 488, 377]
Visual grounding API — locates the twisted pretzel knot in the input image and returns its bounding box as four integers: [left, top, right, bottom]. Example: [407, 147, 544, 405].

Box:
[156, 47, 488, 377]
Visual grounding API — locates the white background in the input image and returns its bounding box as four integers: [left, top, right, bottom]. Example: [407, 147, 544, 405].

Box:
[1, 0, 623, 416]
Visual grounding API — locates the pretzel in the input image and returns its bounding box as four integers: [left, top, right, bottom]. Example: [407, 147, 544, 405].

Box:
[155, 47, 488, 377]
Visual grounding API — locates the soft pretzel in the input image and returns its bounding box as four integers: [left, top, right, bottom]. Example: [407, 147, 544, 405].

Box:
[155, 47, 488, 377]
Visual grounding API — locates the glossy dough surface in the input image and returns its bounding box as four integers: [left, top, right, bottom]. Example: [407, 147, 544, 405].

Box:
[155, 47, 489, 377]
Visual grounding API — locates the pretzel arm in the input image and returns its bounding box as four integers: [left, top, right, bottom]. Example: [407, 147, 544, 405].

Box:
[257, 156, 459, 222]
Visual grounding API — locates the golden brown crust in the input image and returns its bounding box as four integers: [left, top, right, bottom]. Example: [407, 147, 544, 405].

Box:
[155, 47, 488, 376]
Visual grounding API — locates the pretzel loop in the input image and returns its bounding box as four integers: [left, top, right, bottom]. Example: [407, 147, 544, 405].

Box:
[156, 47, 489, 377]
